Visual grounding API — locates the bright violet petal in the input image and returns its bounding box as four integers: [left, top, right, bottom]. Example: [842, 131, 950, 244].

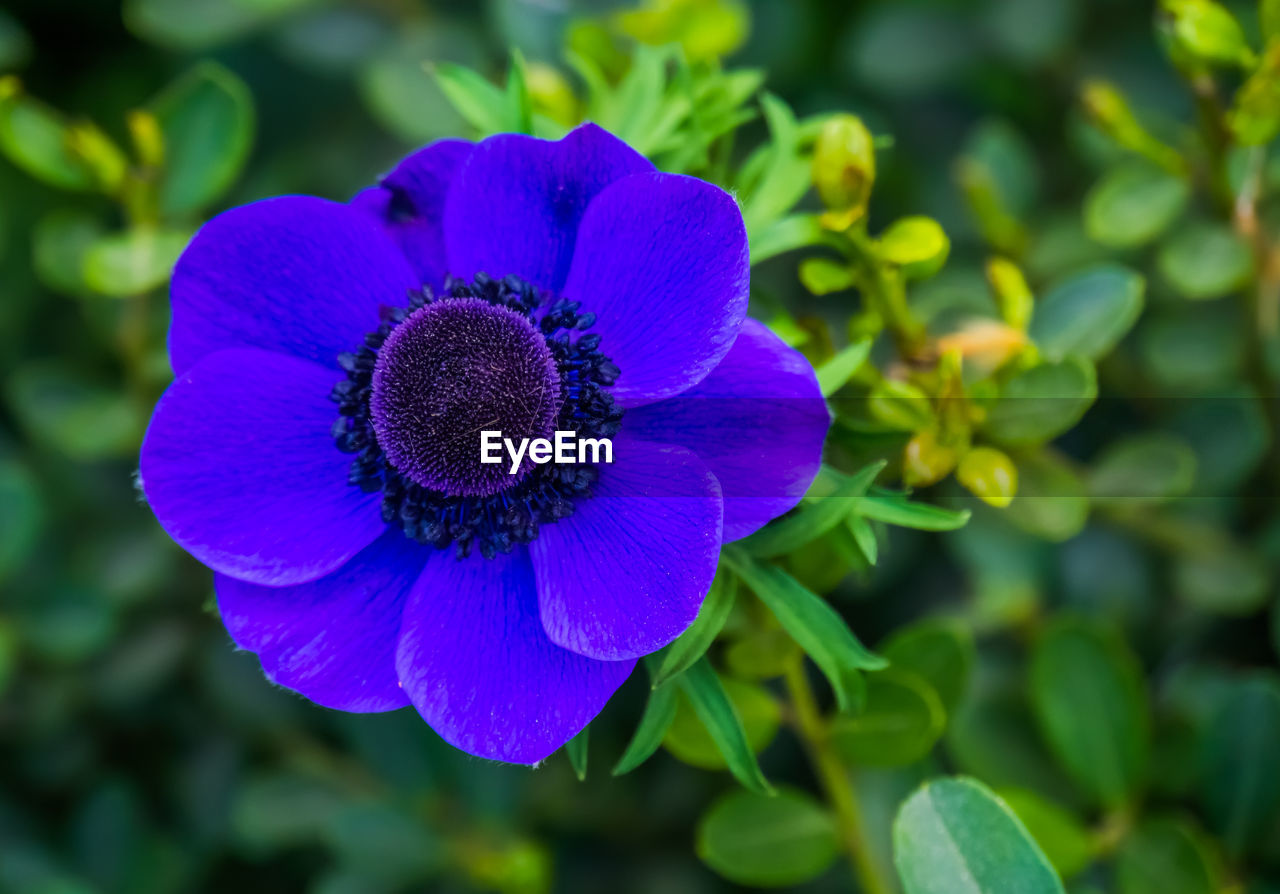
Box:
[140, 348, 385, 586]
[443, 123, 652, 293]
[626, 319, 830, 541]
[354, 140, 472, 289]
[169, 196, 419, 375]
[396, 546, 635, 764]
[216, 530, 428, 712]
[561, 171, 749, 407]
[531, 434, 723, 661]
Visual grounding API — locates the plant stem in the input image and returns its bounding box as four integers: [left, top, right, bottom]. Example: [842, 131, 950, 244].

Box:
[784, 660, 891, 894]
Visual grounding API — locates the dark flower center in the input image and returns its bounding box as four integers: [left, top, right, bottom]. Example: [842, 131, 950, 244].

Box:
[370, 298, 562, 497]
[330, 273, 622, 559]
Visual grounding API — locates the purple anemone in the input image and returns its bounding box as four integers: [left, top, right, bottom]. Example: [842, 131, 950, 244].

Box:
[139, 123, 830, 764]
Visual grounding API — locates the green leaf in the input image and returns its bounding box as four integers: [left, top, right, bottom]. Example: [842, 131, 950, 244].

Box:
[675, 659, 773, 794]
[741, 461, 885, 558]
[724, 547, 886, 713]
[749, 213, 829, 265]
[32, 209, 105, 295]
[696, 788, 839, 887]
[665, 675, 780, 773]
[1115, 817, 1220, 894]
[1030, 618, 1149, 808]
[881, 618, 975, 713]
[565, 728, 588, 781]
[856, 492, 971, 531]
[0, 457, 42, 586]
[996, 788, 1094, 880]
[652, 572, 737, 688]
[740, 93, 810, 238]
[1200, 675, 1280, 857]
[725, 628, 800, 681]
[1004, 451, 1090, 542]
[868, 379, 935, 431]
[83, 227, 193, 296]
[1157, 221, 1254, 300]
[432, 61, 510, 135]
[322, 804, 442, 885]
[893, 777, 1066, 894]
[1174, 544, 1271, 615]
[1163, 0, 1255, 68]
[1084, 163, 1190, 249]
[125, 0, 315, 49]
[815, 339, 871, 396]
[7, 364, 143, 460]
[1029, 265, 1145, 361]
[879, 215, 950, 278]
[831, 668, 946, 766]
[149, 62, 254, 217]
[982, 357, 1097, 446]
[800, 257, 856, 296]
[0, 83, 98, 191]
[0, 11, 32, 71]
[1088, 433, 1197, 503]
[612, 680, 678, 776]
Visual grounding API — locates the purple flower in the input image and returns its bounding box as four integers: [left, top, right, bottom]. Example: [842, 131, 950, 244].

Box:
[139, 124, 829, 764]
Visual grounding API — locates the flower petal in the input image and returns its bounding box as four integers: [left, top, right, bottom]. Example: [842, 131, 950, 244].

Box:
[561, 171, 749, 407]
[169, 196, 420, 375]
[443, 123, 652, 293]
[625, 319, 830, 541]
[396, 546, 635, 764]
[140, 348, 386, 586]
[531, 434, 723, 661]
[353, 140, 472, 289]
[216, 530, 428, 712]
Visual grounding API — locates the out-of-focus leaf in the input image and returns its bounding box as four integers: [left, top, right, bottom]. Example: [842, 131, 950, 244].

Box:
[1084, 163, 1189, 248]
[948, 692, 1076, 802]
[32, 209, 104, 295]
[957, 446, 1018, 508]
[800, 257, 856, 296]
[433, 61, 512, 136]
[1174, 544, 1271, 614]
[879, 215, 950, 279]
[724, 547, 886, 713]
[613, 680, 678, 776]
[696, 788, 838, 886]
[358, 24, 479, 143]
[7, 365, 143, 459]
[653, 572, 736, 687]
[847, 6, 978, 96]
[83, 227, 192, 297]
[1030, 618, 1149, 808]
[0, 82, 98, 191]
[740, 93, 809, 237]
[997, 788, 1094, 880]
[856, 492, 971, 531]
[750, 213, 828, 264]
[21, 590, 116, 664]
[323, 804, 442, 885]
[982, 357, 1097, 446]
[1231, 40, 1280, 144]
[831, 669, 946, 767]
[0, 457, 41, 585]
[725, 627, 800, 681]
[1162, 0, 1255, 68]
[893, 777, 1065, 894]
[126, 0, 316, 49]
[231, 772, 347, 853]
[1157, 222, 1253, 300]
[880, 619, 975, 714]
[741, 461, 884, 558]
[1201, 675, 1280, 858]
[1115, 817, 1220, 894]
[868, 379, 935, 431]
[1089, 433, 1197, 503]
[565, 728, 588, 781]
[816, 339, 871, 396]
[672, 659, 773, 793]
[1029, 265, 1145, 361]
[148, 62, 254, 217]
[0, 11, 32, 71]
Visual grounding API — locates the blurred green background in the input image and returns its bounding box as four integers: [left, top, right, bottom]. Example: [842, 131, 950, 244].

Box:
[3, 0, 1280, 892]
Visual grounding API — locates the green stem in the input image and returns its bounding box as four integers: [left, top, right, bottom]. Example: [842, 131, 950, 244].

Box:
[784, 660, 891, 894]
[844, 230, 927, 360]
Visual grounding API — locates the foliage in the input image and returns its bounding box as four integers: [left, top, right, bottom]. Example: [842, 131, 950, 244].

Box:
[2, 0, 1280, 892]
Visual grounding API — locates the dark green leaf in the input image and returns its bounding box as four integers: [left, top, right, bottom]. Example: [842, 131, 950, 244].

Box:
[996, 788, 1094, 880]
[1084, 163, 1189, 248]
[1157, 221, 1254, 300]
[1089, 433, 1197, 503]
[612, 681, 678, 776]
[881, 618, 975, 713]
[982, 357, 1098, 446]
[676, 659, 773, 794]
[696, 788, 839, 886]
[1029, 265, 1145, 361]
[1115, 817, 1219, 894]
[1030, 618, 1149, 808]
[565, 728, 588, 781]
[742, 461, 885, 558]
[653, 571, 736, 688]
[831, 669, 946, 766]
[893, 777, 1065, 894]
[1004, 451, 1090, 542]
[1200, 675, 1280, 858]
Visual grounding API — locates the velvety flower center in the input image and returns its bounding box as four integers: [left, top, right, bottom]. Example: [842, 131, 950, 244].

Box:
[330, 273, 623, 559]
[370, 298, 562, 497]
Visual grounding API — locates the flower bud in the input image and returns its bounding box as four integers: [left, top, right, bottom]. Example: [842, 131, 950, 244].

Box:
[957, 446, 1018, 508]
[812, 114, 875, 227]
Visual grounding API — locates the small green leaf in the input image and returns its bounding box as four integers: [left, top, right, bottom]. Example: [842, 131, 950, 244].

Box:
[675, 659, 773, 794]
[565, 728, 588, 781]
[1029, 265, 1145, 361]
[815, 339, 871, 396]
[1174, 543, 1271, 615]
[799, 257, 856, 296]
[0, 82, 98, 191]
[612, 680, 678, 776]
[432, 61, 510, 135]
[0, 457, 42, 586]
[724, 546, 886, 713]
[7, 364, 143, 460]
[696, 788, 839, 887]
[1200, 674, 1280, 857]
[652, 572, 737, 688]
[32, 209, 105, 295]
[1030, 618, 1149, 808]
[881, 618, 975, 713]
[868, 379, 935, 431]
[1229, 40, 1280, 144]
[725, 628, 800, 681]
[1084, 163, 1190, 249]
[1089, 433, 1197, 503]
[831, 668, 946, 766]
[1163, 0, 1255, 68]
[741, 461, 884, 558]
[893, 777, 1066, 894]
[83, 227, 192, 296]
[149, 62, 254, 217]
[1003, 451, 1090, 542]
[1157, 222, 1254, 300]
[982, 357, 1098, 446]
[503, 51, 533, 135]
[856, 492, 971, 531]
[879, 215, 950, 278]
[1115, 817, 1220, 894]
[740, 93, 810, 238]
[996, 788, 1093, 880]
[749, 213, 829, 265]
